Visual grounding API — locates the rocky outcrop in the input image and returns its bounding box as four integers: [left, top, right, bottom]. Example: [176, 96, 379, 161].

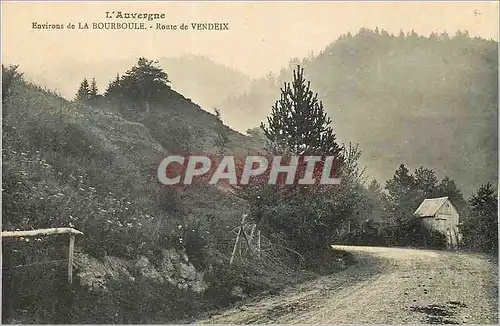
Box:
[75, 254, 135, 290]
[75, 248, 207, 293]
[134, 248, 207, 293]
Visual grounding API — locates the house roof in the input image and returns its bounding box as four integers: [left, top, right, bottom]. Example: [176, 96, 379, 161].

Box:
[414, 197, 449, 217]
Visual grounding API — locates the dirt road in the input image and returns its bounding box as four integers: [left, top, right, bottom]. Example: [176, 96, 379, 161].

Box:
[198, 246, 498, 324]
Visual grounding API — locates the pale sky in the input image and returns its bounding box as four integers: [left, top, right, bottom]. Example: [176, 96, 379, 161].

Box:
[2, 1, 499, 78]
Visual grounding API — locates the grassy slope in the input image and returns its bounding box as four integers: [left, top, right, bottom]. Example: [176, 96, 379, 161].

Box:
[3, 79, 262, 247]
[2, 79, 274, 323]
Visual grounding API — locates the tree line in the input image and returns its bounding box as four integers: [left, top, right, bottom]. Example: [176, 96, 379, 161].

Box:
[242, 64, 497, 258]
[75, 57, 171, 115]
[75, 77, 100, 101]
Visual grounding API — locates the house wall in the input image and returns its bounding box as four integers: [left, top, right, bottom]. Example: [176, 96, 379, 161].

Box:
[421, 217, 436, 230]
[435, 200, 460, 248]
[421, 200, 461, 248]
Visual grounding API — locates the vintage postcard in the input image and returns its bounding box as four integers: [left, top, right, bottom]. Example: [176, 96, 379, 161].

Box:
[1, 1, 498, 324]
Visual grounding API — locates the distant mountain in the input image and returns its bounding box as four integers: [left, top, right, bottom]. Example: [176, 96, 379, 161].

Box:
[218, 29, 498, 195]
[159, 55, 252, 111]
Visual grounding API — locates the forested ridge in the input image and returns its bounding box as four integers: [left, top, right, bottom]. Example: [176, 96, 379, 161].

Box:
[220, 28, 498, 196]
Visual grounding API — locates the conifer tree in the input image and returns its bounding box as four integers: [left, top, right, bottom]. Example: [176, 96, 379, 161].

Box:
[75, 78, 90, 101]
[122, 57, 170, 113]
[103, 59, 170, 113]
[386, 164, 416, 204]
[461, 182, 498, 253]
[104, 74, 121, 99]
[241, 66, 351, 255]
[434, 176, 467, 215]
[260, 65, 343, 161]
[89, 77, 99, 99]
[384, 163, 419, 233]
[414, 166, 438, 200]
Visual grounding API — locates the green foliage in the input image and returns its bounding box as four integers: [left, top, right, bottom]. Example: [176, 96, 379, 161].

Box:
[414, 166, 438, 199]
[384, 164, 419, 229]
[75, 78, 90, 101]
[357, 164, 466, 248]
[461, 182, 498, 253]
[240, 65, 352, 257]
[363, 179, 386, 222]
[386, 164, 417, 205]
[2, 124, 182, 260]
[68, 278, 202, 324]
[1, 77, 205, 323]
[141, 115, 194, 153]
[2, 241, 202, 324]
[261, 65, 343, 159]
[2, 64, 23, 101]
[104, 74, 122, 99]
[246, 126, 266, 140]
[2, 76, 190, 257]
[434, 177, 468, 216]
[104, 57, 170, 113]
[2, 237, 75, 324]
[89, 78, 99, 99]
[212, 108, 229, 154]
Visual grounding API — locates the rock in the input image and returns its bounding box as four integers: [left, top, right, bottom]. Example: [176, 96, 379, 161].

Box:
[180, 251, 189, 263]
[135, 256, 149, 268]
[135, 256, 163, 281]
[161, 254, 175, 272]
[191, 277, 208, 293]
[75, 249, 208, 294]
[231, 285, 245, 298]
[164, 248, 180, 262]
[176, 262, 197, 281]
[75, 253, 134, 291]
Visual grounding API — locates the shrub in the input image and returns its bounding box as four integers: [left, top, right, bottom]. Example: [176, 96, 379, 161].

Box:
[2, 64, 23, 101]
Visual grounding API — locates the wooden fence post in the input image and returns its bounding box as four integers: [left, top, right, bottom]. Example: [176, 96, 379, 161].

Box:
[68, 234, 75, 284]
[257, 229, 261, 257]
[229, 214, 247, 266]
[249, 224, 257, 248]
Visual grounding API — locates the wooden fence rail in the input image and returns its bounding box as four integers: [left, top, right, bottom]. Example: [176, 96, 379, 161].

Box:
[2, 227, 84, 284]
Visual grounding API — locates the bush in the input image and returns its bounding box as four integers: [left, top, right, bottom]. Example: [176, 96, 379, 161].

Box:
[2, 64, 23, 101]
[243, 185, 352, 259]
[203, 241, 306, 308]
[338, 220, 388, 247]
[383, 217, 447, 249]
